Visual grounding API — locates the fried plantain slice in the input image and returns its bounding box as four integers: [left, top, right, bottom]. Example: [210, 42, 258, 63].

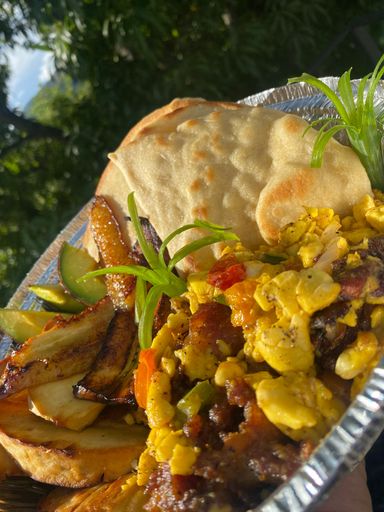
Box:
[0, 298, 115, 398]
[38, 474, 148, 511]
[104, 337, 139, 405]
[90, 196, 136, 311]
[28, 373, 105, 431]
[0, 397, 147, 488]
[0, 444, 22, 480]
[74, 311, 136, 403]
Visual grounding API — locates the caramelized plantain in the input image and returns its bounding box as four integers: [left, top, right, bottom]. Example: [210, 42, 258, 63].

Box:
[28, 373, 105, 431]
[90, 196, 136, 311]
[0, 396, 147, 488]
[38, 474, 148, 511]
[0, 444, 22, 480]
[0, 298, 115, 398]
[105, 337, 139, 405]
[74, 311, 136, 403]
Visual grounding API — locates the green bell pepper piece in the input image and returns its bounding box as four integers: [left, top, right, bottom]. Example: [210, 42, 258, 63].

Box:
[176, 380, 216, 418]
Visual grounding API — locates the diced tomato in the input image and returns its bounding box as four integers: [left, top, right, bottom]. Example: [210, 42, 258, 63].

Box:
[134, 348, 157, 409]
[207, 253, 246, 290]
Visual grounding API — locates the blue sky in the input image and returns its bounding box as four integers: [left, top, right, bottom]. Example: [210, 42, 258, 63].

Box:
[5, 45, 54, 110]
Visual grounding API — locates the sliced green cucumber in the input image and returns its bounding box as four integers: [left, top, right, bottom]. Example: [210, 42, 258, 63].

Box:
[29, 283, 85, 314]
[0, 309, 68, 343]
[59, 242, 107, 304]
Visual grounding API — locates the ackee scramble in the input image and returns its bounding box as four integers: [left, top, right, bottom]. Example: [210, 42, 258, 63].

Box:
[131, 193, 384, 511]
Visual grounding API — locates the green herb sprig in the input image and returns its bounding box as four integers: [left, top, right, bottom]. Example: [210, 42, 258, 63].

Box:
[81, 192, 239, 349]
[288, 55, 384, 190]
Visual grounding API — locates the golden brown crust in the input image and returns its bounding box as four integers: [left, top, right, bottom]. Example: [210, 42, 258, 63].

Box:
[0, 299, 115, 398]
[83, 164, 128, 260]
[89, 197, 136, 310]
[83, 98, 244, 257]
[122, 98, 205, 143]
[0, 397, 147, 488]
[84, 98, 372, 270]
[0, 444, 22, 480]
[257, 168, 313, 240]
[122, 97, 242, 144]
[38, 475, 148, 511]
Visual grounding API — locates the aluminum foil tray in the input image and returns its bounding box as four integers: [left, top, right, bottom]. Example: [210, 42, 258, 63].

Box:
[1, 80, 383, 512]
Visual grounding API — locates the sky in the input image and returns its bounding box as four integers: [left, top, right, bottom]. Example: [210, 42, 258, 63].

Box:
[5, 45, 54, 110]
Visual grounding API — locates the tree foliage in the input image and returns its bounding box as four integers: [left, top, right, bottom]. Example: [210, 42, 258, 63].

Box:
[1, 0, 384, 303]
[1, 3, 384, 505]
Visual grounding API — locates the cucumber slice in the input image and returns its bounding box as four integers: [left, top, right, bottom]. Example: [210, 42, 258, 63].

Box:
[59, 242, 107, 304]
[0, 309, 66, 343]
[29, 284, 85, 314]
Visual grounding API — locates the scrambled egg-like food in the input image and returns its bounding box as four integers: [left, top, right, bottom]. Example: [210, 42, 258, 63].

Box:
[136, 193, 384, 482]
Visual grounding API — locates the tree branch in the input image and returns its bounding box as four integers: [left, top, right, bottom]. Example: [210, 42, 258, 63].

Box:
[0, 104, 64, 139]
[0, 130, 67, 160]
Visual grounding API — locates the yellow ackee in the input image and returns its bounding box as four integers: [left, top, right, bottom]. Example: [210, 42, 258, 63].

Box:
[146, 371, 175, 428]
[255, 270, 301, 317]
[169, 445, 201, 476]
[296, 269, 340, 315]
[175, 344, 218, 381]
[335, 332, 379, 380]
[337, 305, 358, 327]
[141, 427, 200, 477]
[371, 305, 384, 330]
[214, 359, 246, 386]
[151, 311, 189, 357]
[187, 271, 219, 313]
[254, 269, 340, 318]
[256, 373, 345, 442]
[298, 240, 324, 267]
[136, 448, 157, 486]
[352, 194, 376, 222]
[366, 205, 384, 231]
[351, 350, 383, 398]
[279, 218, 314, 246]
[137, 193, 384, 483]
[254, 312, 314, 373]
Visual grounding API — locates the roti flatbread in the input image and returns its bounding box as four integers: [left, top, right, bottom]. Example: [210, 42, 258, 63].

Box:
[85, 98, 372, 271]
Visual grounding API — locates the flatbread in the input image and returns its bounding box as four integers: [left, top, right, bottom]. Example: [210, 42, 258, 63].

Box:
[85, 98, 372, 271]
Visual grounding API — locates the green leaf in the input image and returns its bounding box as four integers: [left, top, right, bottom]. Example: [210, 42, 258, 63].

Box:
[79, 264, 165, 286]
[288, 56, 384, 191]
[288, 73, 349, 122]
[311, 123, 354, 168]
[135, 276, 147, 324]
[337, 69, 354, 120]
[158, 218, 235, 267]
[138, 285, 165, 349]
[158, 223, 197, 267]
[193, 219, 234, 231]
[127, 192, 158, 269]
[168, 232, 239, 270]
[259, 253, 286, 264]
[367, 54, 384, 105]
[80, 194, 239, 349]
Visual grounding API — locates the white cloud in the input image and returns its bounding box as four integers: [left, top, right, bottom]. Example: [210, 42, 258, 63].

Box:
[38, 51, 54, 84]
[5, 45, 54, 110]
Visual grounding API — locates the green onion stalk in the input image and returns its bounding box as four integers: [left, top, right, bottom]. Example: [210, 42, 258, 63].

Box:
[288, 54, 384, 191]
[81, 192, 239, 349]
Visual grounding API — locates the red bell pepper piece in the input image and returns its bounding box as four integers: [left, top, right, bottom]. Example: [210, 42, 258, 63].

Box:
[134, 348, 157, 409]
[207, 253, 246, 290]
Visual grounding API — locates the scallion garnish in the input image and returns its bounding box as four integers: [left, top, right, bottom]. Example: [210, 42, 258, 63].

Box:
[81, 192, 239, 349]
[288, 55, 384, 190]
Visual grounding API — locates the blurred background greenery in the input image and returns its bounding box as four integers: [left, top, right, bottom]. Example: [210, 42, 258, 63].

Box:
[2, 0, 384, 304]
[1, 1, 384, 510]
